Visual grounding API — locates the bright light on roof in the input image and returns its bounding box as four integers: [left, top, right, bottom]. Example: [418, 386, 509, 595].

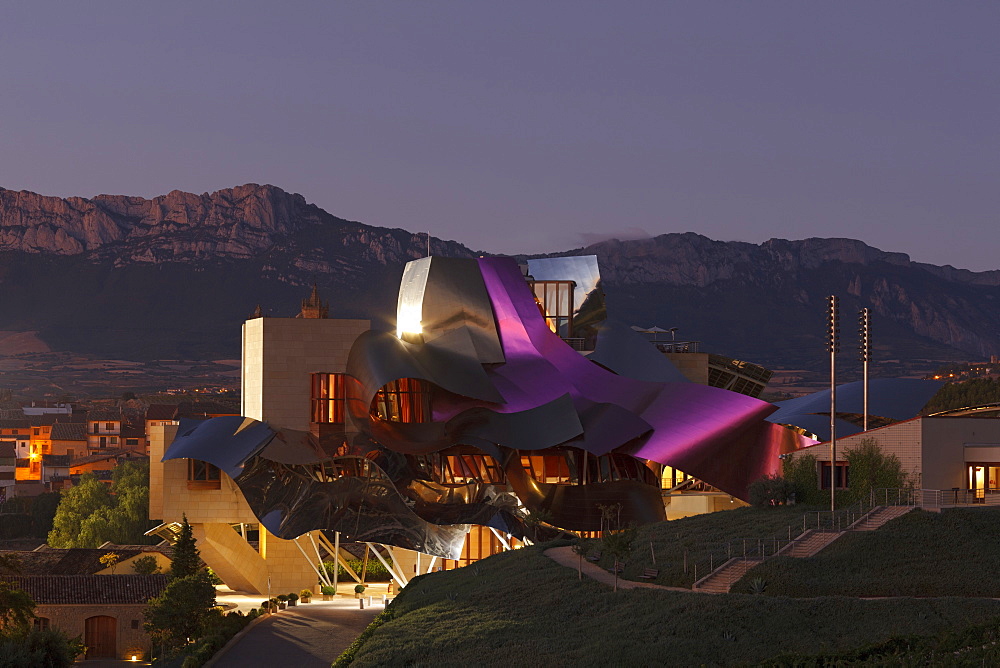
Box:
[396, 304, 423, 338]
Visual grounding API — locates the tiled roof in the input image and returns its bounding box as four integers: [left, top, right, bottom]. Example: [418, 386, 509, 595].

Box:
[1, 548, 148, 576]
[70, 448, 147, 467]
[50, 422, 88, 441]
[0, 414, 28, 424]
[177, 401, 240, 419]
[2, 575, 168, 605]
[27, 415, 62, 427]
[87, 410, 124, 422]
[42, 454, 71, 467]
[0, 442, 15, 458]
[145, 404, 179, 421]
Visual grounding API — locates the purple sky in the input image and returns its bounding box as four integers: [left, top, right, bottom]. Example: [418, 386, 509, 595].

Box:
[1, 2, 997, 269]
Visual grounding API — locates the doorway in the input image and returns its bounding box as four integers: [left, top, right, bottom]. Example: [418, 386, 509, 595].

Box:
[85, 615, 117, 659]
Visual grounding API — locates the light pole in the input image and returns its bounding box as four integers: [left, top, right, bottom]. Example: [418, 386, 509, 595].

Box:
[859, 308, 871, 432]
[826, 295, 840, 512]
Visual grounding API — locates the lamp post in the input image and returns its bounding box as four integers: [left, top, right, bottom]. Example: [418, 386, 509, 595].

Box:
[859, 308, 871, 432]
[826, 295, 840, 512]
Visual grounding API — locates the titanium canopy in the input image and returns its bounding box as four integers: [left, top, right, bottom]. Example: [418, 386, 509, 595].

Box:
[767, 378, 944, 441]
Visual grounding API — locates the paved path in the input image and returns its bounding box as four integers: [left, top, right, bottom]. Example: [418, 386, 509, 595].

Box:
[544, 546, 700, 593]
[211, 598, 380, 668]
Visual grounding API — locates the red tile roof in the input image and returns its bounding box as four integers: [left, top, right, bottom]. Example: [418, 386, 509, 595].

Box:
[3, 575, 168, 605]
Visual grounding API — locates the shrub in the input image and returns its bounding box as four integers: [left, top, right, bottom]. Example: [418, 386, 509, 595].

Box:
[783, 454, 827, 505]
[131, 555, 160, 575]
[321, 586, 336, 596]
[287, 593, 298, 602]
[748, 474, 795, 507]
[299, 589, 313, 601]
[354, 584, 366, 595]
[844, 438, 910, 505]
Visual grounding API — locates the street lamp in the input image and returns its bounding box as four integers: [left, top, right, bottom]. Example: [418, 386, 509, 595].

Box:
[826, 295, 840, 512]
[859, 308, 871, 432]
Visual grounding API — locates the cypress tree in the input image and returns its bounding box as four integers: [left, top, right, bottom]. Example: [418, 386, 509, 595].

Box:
[169, 514, 201, 579]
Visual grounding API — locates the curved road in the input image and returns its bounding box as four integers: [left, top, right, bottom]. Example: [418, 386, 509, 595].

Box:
[211, 599, 379, 668]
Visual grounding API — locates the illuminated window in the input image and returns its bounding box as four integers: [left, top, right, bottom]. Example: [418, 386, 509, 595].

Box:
[188, 459, 221, 490]
[529, 280, 575, 337]
[371, 378, 430, 423]
[311, 373, 346, 424]
[415, 451, 505, 486]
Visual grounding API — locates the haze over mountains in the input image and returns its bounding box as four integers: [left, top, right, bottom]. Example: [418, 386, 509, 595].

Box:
[1, 184, 997, 375]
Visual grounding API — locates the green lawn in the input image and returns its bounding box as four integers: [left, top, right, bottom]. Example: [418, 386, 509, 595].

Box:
[589, 504, 819, 587]
[338, 542, 1000, 667]
[732, 507, 1000, 598]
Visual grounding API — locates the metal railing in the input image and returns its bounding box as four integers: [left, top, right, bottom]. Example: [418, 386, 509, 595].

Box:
[689, 488, 918, 588]
[918, 488, 1000, 509]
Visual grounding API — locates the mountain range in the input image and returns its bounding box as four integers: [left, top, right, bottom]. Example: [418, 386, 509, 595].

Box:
[1, 184, 997, 377]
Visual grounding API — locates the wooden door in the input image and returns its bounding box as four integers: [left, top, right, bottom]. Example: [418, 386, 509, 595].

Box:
[85, 615, 117, 659]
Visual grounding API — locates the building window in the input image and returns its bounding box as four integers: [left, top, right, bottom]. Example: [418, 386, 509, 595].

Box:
[188, 459, 222, 490]
[414, 451, 506, 486]
[130, 619, 140, 630]
[105, 423, 114, 431]
[33, 617, 50, 631]
[109, 437, 118, 446]
[371, 378, 430, 423]
[819, 461, 849, 490]
[32, 428, 40, 436]
[529, 280, 575, 337]
[311, 373, 346, 424]
[126, 438, 139, 446]
[99, 437, 107, 448]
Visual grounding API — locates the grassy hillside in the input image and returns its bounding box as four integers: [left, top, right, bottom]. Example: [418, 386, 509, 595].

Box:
[732, 507, 1000, 597]
[337, 542, 1000, 667]
[587, 504, 817, 588]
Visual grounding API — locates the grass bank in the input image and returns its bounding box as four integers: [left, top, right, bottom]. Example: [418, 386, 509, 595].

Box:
[732, 507, 1000, 597]
[339, 543, 1000, 667]
[588, 504, 816, 587]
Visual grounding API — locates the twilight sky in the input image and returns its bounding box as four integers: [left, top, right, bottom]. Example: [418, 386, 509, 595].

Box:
[1, 2, 997, 269]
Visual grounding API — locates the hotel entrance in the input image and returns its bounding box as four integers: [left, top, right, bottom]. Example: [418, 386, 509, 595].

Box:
[966, 463, 1000, 501]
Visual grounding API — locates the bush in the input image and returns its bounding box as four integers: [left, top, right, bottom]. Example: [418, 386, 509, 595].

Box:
[131, 555, 160, 575]
[0, 628, 82, 667]
[321, 586, 336, 596]
[748, 474, 795, 507]
[783, 454, 827, 505]
[843, 438, 909, 505]
[322, 558, 392, 582]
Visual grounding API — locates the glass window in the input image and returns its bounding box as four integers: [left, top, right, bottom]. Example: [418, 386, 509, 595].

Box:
[371, 378, 430, 423]
[311, 373, 346, 424]
[188, 459, 222, 490]
[819, 461, 849, 490]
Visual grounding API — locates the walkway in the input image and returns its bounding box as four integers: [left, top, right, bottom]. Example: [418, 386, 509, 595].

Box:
[544, 546, 696, 593]
[209, 595, 381, 668]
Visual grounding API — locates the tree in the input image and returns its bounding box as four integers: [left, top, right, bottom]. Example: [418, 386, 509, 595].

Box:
[47, 462, 153, 548]
[748, 474, 795, 507]
[0, 581, 35, 631]
[784, 453, 827, 506]
[169, 515, 201, 580]
[844, 438, 909, 505]
[601, 527, 636, 593]
[143, 573, 216, 651]
[47, 474, 112, 548]
[131, 555, 161, 575]
[99, 552, 120, 574]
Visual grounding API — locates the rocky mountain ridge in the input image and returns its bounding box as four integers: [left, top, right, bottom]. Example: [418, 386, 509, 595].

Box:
[1, 183, 997, 367]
